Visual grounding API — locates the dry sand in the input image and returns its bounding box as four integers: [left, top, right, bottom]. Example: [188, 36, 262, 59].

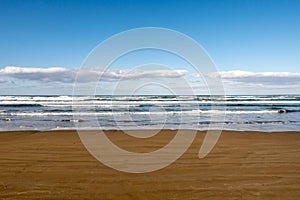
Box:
[0, 130, 300, 199]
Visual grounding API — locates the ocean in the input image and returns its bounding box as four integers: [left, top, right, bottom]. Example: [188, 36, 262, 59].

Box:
[0, 95, 300, 132]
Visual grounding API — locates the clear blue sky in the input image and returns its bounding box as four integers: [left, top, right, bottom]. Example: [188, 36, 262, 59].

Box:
[1, 0, 299, 72]
[1, 0, 300, 95]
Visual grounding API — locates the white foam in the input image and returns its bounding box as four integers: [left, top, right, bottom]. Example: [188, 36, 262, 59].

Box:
[0, 109, 279, 117]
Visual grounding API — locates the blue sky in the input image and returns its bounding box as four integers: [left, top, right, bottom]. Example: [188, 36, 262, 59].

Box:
[0, 0, 300, 95]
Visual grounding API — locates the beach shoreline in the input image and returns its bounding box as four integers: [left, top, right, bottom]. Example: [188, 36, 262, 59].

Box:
[0, 130, 300, 199]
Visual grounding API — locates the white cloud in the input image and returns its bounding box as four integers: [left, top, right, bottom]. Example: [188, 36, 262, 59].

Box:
[0, 66, 68, 74]
[207, 70, 300, 85]
[0, 66, 76, 83]
[208, 70, 300, 78]
[0, 66, 187, 83]
[77, 68, 187, 82]
[1, 67, 300, 95]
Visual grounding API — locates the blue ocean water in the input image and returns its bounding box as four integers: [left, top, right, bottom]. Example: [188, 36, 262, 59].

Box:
[0, 95, 300, 131]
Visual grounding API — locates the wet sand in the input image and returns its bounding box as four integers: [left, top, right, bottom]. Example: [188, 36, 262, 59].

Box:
[0, 130, 300, 199]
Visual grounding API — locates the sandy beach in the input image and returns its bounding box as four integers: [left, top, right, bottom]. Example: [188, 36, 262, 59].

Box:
[0, 130, 300, 199]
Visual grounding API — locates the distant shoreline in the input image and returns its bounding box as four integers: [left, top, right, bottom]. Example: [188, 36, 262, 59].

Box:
[1, 129, 300, 133]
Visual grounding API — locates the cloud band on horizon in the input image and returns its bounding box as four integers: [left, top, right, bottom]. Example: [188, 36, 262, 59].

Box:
[1, 66, 300, 95]
[0, 66, 187, 83]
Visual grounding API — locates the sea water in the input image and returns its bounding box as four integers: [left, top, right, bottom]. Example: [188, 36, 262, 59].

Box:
[0, 95, 300, 132]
